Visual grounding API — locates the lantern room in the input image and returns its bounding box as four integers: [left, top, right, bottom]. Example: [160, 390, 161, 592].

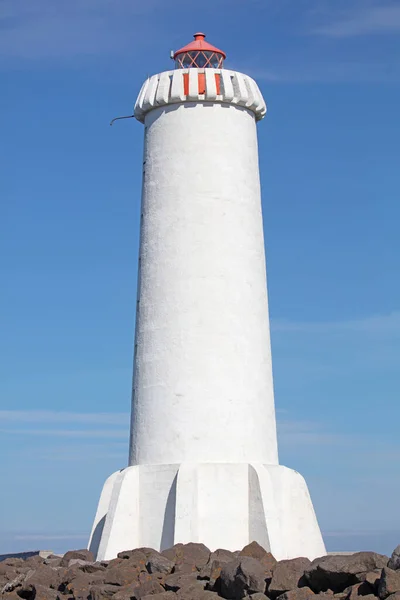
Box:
[173, 33, 226, 69]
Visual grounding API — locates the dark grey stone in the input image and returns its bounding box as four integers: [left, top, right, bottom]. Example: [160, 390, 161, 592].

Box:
[269, 558, 311, 598]
[146, 554, 174, 575]
[61, 550, 95, 567]
[305, 552, 389, 593]
[378, 568, 400, 599]
[220, 557, 268, 599]
[389, 548, 400, 572]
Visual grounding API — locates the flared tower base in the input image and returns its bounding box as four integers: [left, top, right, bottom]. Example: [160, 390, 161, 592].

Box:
[88, 462, 326, 561]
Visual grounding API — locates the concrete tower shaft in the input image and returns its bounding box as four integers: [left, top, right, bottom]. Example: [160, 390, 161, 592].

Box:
[130, 70, 277, 467]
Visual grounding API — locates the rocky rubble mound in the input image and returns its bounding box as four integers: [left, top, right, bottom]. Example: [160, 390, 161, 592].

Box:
[1, 542, 400, 600]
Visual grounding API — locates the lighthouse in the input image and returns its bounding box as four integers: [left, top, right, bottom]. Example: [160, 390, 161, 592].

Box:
[88, 33, 326, 561]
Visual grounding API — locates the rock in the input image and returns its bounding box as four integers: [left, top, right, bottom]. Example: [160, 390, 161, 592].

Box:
[116, 549, 156, 561]
[24, 556, 45, 568]
[44, 558, 63, 568]
[146, 554, 174, 575]
[34, 584, 61, 600]
[65, 574, 106, 600]
[73, 561, 106, 574]
[177, 588, 219, 600]
[61, 551, 95, 567]
[16, 584, 36, 600]
[25, 565, 64, 589]
[220, 557, 268, 599]
[131, 580, 164, 599]
[116, 551, 148, 563]
[1, 592, 21, 600]
[199, 550, 237, 582]
[305, 553, 389, 593]
[141, 594, 175, 600]
[1, 573, 27, 594]
[113, 582, 141, 600]
[160, 545, 182, 563]
[164, 573, 204, 592]
[161, 543, 211, 573]
[344, 582, 375, 600]
[105, 559, 146, 586]
[389, 548, 400, 572]
[239, 543, 277, 575]
[202, 560, 230, 591]
[355, 570, 382, 591]
[89, 584, 121, 600]
[3, 559, 25, 568]
[106, 559, 125, 571]
[387, 595, 400, 600]
[378, 568, 400, 599]
[249, 594, 269, 600]
[276, 588, 315, 600]
[269, 558, 311, 598]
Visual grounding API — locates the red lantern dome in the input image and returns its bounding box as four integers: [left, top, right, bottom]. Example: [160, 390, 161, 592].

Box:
[173, 32, 226, 69]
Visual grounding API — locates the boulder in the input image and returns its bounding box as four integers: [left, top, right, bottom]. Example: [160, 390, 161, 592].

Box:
[305, 553, 389, 593]
[2, 573, 28, 594]
[16, 584, 36, 600]
[199, 550, 236, 581]
[65, 574, 106, 600]
[89, 584, 121, 600]
[146, 554, 174, 575]
[389, 548, 400, 572]
[276, 588, 315, 600]
[25, 565, 65, 589]
[2, 559, 25, 568]
[269, 558, 311, 598]
[61, 551, 95, 567]
[68, 560, 106, 573]
[141, 594, 175, 600]
[220, 557, 268, 599]
[24, 556, 45, 568]
[344, 582, 375, 600]
[105, 560, 145, 587]
[131, 580, 164, 599]
[116, 551, 147, 563]
[161, 543, 210, 573]
[44, 558, 63, 568]
[117, 550, 156, 560]
[239, 543, 277, 575]
[355, 570, 382, 591]
[378, 568, 400, 599]
[164, 573, 204, 592]
[177, 588, 219, 600]
[34, 584, 61, 600]
[249, 594, 269, 600]
[1, 592, 21, 600]
[113, 582, 141, 600]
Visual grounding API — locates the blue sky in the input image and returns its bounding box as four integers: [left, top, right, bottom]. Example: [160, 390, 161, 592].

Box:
[1, 0, 399, 556]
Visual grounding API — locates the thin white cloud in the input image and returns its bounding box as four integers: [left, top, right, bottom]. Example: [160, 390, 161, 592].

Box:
[252, 60, 400, 84]
[313, 4, 400, 37]
[0, 410, 129, 425]
[278, 419, 349, 446]
[271, 311, 400, 335]
[0, 428, 127, 438]
[14, 533, 87, 541]
[323, 529, 400, 537]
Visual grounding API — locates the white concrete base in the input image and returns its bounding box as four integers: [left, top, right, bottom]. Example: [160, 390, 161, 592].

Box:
[89, 463, 326, 561]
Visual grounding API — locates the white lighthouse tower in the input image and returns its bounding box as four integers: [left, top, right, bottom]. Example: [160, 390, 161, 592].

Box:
[89, 33, 326, 561]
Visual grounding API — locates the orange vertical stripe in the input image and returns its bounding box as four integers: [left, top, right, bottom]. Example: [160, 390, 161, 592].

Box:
[198, 73, 206, 94]
[215, 73, 221, 95]
[183, 73, 189, 96]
